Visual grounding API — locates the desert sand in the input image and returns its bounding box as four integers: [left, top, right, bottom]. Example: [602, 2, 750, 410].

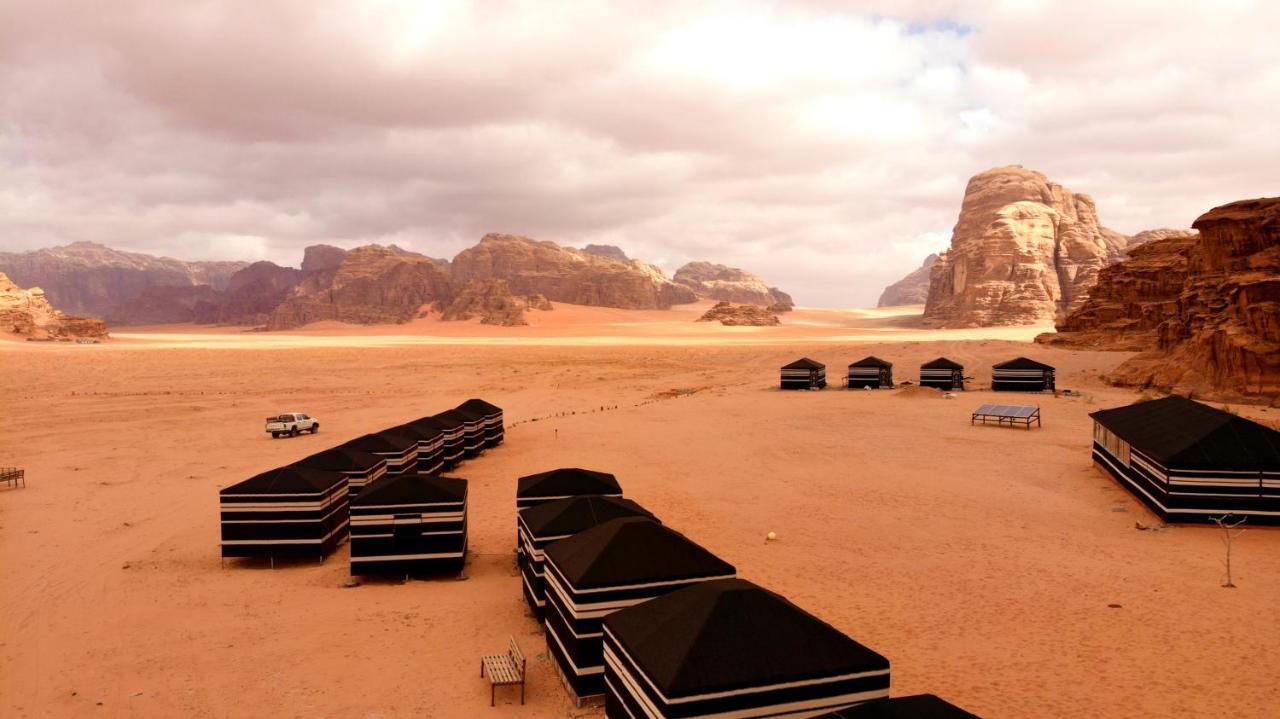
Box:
[2, 304, 1277, 719]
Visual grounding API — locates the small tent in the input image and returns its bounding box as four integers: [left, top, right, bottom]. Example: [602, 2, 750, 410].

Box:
[349, 474, 468, 575]
[991, 357, 1055, 392]
[919, 358, 964, 390]
[420, 414, 466, 470]
[386, 420, 445, 476]
[437, 408, 485, 458]
[457, 398, 504, 447]
[220, 466, 349, 560]
[847, 357, 894, 389]
[292, 446, 387, 498]
[781, 358, 827, 390]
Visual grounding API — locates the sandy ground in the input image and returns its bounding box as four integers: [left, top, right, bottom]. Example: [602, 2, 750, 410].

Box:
[2, 304, 1277, 719]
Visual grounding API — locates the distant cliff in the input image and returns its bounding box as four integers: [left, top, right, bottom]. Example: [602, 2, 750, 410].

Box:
[673, 261, 793, 309]
[0, 272, 108, 339]
[877, 254, 938, 307]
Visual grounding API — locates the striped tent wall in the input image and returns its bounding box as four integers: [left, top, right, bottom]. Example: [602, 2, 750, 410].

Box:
[516, 516, 563, 616]
[428, 415, 466, 469]
[991, 368, 1054, 392]
[846, 367, 891, 389]
[781, 368, 826, 390]
[919, 368, 963, 390]
[349, 476, 468, 574]
[457, 410, 486, 457]
[220, 469, 349, 559]
[395, 422, 445, 476]
[458, 399, 504, 448]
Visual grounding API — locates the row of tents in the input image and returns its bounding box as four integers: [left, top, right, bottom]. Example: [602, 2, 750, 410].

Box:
[219, 399, 504, 573]
[512, 468, 980, 717]
[782, 356, 1057, 392]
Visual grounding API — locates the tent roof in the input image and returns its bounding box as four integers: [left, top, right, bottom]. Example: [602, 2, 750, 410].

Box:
[546, 518, 731, 589]
[1090, 396, 1280, 469]
[416, 413, 463, 432]
[920, 357, 963, 370]
[849, 356, 893, 368]
[782, 357, 825, 370]
[815, 694, 979, 718]
[992, 356, 1054, 371]
[457, 398, 502, 415]
[221, 465, 345, 496]
[292, 447, 384, 473]
[435, 408, 480, 425]
[604, 578, 888, 698]
[352, 473, 467, 506]
[517, 467, 621, 499]
[519, 496, 657, 538]
[386, 421, 443, 442]
[341, 432, 416, 454]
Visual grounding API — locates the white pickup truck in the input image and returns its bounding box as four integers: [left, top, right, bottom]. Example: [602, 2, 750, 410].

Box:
[266, 413, 320, 438]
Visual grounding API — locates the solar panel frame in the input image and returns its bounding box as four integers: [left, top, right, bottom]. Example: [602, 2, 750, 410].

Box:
[971, 404, 1041, 429]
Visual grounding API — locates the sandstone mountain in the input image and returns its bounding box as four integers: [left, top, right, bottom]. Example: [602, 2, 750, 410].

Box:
[923, 166, 1129, 327]
[0, 272, 108, 339]
[673, 261, 794, 309]
[877, 253, 938, 307]
[441, 279, 552, 326]
[1124, 229, 1195, 252]
[696, 300, 781, 326]
[105, 261, 306, 326]
[581, 244, 629, 262]
[0, 241, 246, 319]
[452, 234, 696, 310]
[1042, 199, 1279, 402]
[301, 244, 349, 273]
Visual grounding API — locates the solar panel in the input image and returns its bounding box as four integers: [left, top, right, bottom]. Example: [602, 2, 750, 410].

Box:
[973, 404, 1038, 418]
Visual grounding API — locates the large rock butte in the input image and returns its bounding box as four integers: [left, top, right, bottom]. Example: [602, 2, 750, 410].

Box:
[0, 272, 108, 339]
[877, 254, 938, 307]
[695, 300, 781, 326]
[440, 279, 551, 326]
[923, 166, 1129, 327]
[673, 261, 794, 309]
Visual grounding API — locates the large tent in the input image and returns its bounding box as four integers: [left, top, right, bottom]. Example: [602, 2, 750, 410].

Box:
[781, 357, 827, 390]
[1090, 396, 1280, 525]
[341, 432, 419, 477]
[291, 446, 388, 498]
[919, 358, 964, 390]
[420, 413, 466, 469]
[518, 496, 658, 617]
[847, 357, 894, 389]
[544, 518, 735, 699]
[814, 694, 980, 718]
[386, 420, 445, 476]
[457, 398, 504, 448]
[437, 408, 485, 458]
[349, 474, 468, 574]
[604, 578, 890, 718]
[516, 468, 623, 510]
[220, 466, 349, 560]
[991, 357, 1056, 392]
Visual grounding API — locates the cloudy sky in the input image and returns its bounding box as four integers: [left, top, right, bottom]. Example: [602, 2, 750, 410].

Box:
[1, 1, 1277, 306]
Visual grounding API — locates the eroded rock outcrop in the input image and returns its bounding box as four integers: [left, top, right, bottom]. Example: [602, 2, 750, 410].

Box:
[104, 261, 306, 326]
[923, 166, 1129, 327]
[0, 272, 108, 339]
[301, 245, 349, 274]
[440, 279, 547, 326]
[696, 301, 781, 326]
[581, 244, 629, 262]
[673, 261, 793, 308]
[877, 254, 939, 307]
[452, 234, 696, 309]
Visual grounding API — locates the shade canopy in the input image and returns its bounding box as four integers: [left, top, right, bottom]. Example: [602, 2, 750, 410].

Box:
[992, 356, 1054, 371]
[849, 356, 892, 368]
[921, 357, 963, 370]
[547, 518, 731, 589]
[1091, 396, 1280, 469]
[517, 468, 621, 501]
[783, 357, 825, 370]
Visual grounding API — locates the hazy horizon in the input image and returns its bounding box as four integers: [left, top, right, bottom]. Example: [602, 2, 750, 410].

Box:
[2, 1, 1278, 306]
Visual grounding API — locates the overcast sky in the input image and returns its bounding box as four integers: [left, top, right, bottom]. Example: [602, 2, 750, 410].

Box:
[2, 1, 1277, 306]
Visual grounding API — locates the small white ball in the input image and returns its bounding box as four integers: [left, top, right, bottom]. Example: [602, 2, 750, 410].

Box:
[766, 531, 777, 541]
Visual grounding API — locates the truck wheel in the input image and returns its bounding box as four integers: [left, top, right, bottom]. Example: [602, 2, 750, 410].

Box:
[290, 426, 299, 437]
[271, 432, 280, 439]
[310, 424, 320, 434]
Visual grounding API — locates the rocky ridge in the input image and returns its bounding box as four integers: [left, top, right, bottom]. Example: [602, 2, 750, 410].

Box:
[877, 254, 938, 307]
[696, 301, 781, 326]
[673, 261, 794, 309]
[0, 272, 108, 339]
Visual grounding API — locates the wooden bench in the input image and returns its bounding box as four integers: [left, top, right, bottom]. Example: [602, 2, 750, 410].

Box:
[480, 636, 526, 706]
[1, 467, 24, 489]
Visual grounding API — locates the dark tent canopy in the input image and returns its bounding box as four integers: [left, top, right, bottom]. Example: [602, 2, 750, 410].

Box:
[1090, 396, 1280, 470]
[220, 466, 350, 559]
[848, 356, 894, 388]
[604, 578, 890, 718]
[349, 474, 468, 575]
[991, 357, 1055, 392]
[457, 398, 505, 448]
[919, 358, 965, 390]
[516, 468, 622, 509]
[816, 694, 981, 718]
[222, 465, 344, 496]
[781, 357, 827, 390]
[341, 432, 418, 476]
[992, 357, 1054, 371]
[783, 357, 826, 370]
[921, 357, 963, 370]
[291, 446, 387, 498]
[850, 356, 892, 368]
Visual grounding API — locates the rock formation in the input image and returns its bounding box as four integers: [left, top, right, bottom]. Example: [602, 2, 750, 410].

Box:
[0, 241, 246, 319]
[1125, 229, 1196, 252]
[696, 301, 781, 326]
[923, 166, 1129, 327]
[301, 244, 349, 274]
[0, 272, 108, 339]
[105, 261, 306, 326]
[440, 279, 549, 326]
[267, 246, 453, 330]
[877, 254, 939, 307]
[451, 234, 696, 309]
[581, 244, 629, 262]
[673, 261, 794, 309]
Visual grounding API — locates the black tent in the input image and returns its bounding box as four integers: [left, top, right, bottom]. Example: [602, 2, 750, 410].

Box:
[815, 694, 981, 718]
[781, 357, 827, 390]
[438, 408, 485, 458]
[220, 466, 349, 560]
[340, 432, 418, 477]
[421, 413, 466, 469]
[387, 420, 445, 476]
[991, 357, 1055, 392]
[349, 474, 468, 575]
[291, 446, 388, 498]
[1090, 396, 1280, 525]
[603, 578, 890, 719]
[847, 357, 894, 389]
[516, 468, 623, 510]
[545, 518, 735, 699]
[920, 358, 964, 390]
[517, 496, 658, 618]
[457, 398, 504, 448]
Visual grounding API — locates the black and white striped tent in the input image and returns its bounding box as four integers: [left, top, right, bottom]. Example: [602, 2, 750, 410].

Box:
[341, 432, 419, 477]
[349, 474, 468, 575]
[386, 420, 445, 475]
[291, 446, 388, 499]
[847, 357, 894, 389]
[518, 496, 658, 617]
[781, 357, 827, 390]
[1090, 396, 1280, 525]
[516, 468, 623, 510]
[920, 358, 964, 390]
[545, 518, 735, 699]
[991, 357, 1055, 392]
[457, 398, 504, 447]
[420, 413, 466, 469]
[814, 694, 980, 718]
[604, 578, 890, 719]
[438, 408, 485, 458]
[220, 466, 349, 560]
